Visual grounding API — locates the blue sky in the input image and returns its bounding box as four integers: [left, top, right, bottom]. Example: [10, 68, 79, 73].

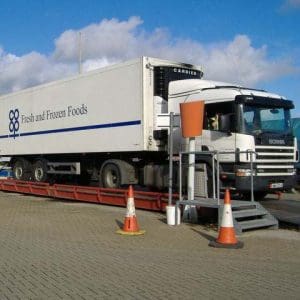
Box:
[0, 0, 300, 116]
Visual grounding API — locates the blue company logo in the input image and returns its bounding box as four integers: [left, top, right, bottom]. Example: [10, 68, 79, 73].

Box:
[9, 109, 20, 139]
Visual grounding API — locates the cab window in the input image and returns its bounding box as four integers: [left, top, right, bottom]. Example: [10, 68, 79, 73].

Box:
[204, 102, 235, 132]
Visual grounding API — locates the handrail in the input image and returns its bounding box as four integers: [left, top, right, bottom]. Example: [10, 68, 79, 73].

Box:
[178, 149, 257, 203]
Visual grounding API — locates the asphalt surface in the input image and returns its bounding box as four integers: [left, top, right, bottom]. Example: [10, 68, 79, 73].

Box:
[0, 191, 299, 299]
[260, 191, 300, 227]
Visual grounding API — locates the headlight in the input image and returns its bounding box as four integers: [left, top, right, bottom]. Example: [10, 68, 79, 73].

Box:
[235, 169, 255, 177]
[287, 168, 296, 175]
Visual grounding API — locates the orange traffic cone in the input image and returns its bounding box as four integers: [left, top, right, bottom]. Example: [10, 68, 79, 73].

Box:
[209, 189, 243, 249]
[116, 185, 145, 236]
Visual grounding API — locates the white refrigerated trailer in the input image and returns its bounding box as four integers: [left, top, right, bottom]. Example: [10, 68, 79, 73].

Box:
[0, 56, 297, 197]
[0, 57, 203, 188]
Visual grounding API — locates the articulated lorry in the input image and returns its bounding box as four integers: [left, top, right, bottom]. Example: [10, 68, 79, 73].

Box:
[0, 57, 297, 198]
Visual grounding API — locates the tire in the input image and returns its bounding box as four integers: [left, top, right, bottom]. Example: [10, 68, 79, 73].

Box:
[12, 158, 32, 181]
[100, 163, 121, 188]
[32, 160, 48, 182]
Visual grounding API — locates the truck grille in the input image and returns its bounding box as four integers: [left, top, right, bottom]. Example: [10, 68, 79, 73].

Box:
[255, 145, 296, 176]
[255, 146, 295, 163]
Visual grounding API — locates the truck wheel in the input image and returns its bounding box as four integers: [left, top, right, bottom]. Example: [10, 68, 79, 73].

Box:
[12, 159, 32, 181]
[33, 160, 48, 182]
[101, 163, 121, 188]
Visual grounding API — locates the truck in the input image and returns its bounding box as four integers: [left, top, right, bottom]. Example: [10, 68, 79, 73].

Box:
[0, 57, 297, 198]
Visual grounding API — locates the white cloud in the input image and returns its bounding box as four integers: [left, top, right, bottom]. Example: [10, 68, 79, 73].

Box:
[53, 16, 143, 62]
[82, 57, 116, 72]
[281, 0, 300, 10]
[0, 48, 74, 94]
[201, 35, 295, 86]
[288, 0, 300, 6]
[279, 0, 300, 12]
[0, 17, 297, 96]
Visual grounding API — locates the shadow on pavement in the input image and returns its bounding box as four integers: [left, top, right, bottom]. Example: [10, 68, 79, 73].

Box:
[158, 217, 168, 224]
[191, 228, 216, 242]
[115, 219, 123, 229]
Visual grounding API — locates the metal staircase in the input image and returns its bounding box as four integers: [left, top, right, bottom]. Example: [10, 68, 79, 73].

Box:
[230, 200, 278, 235]
[176, 149, 279, 234]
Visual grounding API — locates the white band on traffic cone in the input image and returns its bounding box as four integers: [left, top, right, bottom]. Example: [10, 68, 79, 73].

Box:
[220, 203, 233, 227]
[126, 197, 136, 217]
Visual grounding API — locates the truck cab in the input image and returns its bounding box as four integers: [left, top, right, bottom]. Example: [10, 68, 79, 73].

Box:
[168, 80, 298, 198]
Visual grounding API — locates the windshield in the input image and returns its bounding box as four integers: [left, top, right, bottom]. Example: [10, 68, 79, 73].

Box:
[242, 105, 292, 135]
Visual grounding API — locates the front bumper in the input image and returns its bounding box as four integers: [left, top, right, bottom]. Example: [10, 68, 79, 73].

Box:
[235, 175, 297, 192]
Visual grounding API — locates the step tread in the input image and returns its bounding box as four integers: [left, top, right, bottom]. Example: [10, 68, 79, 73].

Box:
[238, 218, 278, 230]
[230, 200, 258, 208]
[233, 209, 267, 218]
